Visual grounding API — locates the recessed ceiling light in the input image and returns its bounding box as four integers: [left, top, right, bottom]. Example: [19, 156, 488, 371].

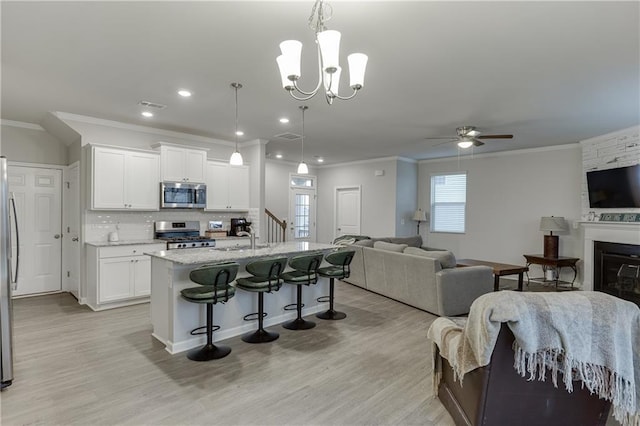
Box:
[317, 158, 324, 163]
[275, 154, 283, 159]
[279, 117, 289, 124]
[235, 131, 244, 136]
[141, 111, 153, 118]
[178, 90, 192, 97]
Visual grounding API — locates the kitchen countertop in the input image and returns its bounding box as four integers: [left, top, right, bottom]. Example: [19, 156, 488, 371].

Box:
[86, 239, 165, 247]
[147, 241, 337, 265]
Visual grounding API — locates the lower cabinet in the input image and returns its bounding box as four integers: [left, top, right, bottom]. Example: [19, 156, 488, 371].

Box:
[86, 243, 165, 310]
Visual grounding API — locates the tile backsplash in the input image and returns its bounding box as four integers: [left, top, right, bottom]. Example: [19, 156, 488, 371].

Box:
[84, 209, 259, 242]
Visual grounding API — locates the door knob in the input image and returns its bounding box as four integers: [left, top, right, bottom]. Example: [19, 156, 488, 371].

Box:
[54, 234, 61, 239]
[72, 237, 79, 242]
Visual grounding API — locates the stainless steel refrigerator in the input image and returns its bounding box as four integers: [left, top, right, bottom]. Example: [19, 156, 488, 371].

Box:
[1, 156, 19, 389]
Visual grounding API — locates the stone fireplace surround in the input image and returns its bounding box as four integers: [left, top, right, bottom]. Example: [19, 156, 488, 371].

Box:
[581, 222, 640, 291]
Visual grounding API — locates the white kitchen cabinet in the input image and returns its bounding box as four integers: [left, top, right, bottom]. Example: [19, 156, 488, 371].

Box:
[159, 145, 207, 183]
[91, 146, 159, 211]
[205, 161, 250, 211]
[86, 243, 165, 310]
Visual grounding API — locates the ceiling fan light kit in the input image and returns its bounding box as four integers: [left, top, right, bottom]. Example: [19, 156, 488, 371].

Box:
[276, 0, 368, 105]
[425, 125, 514, 149]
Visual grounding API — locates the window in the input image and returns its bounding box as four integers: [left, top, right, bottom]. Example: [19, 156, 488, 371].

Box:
[293, 193, 310, 238]
[430, 172, 467, 233]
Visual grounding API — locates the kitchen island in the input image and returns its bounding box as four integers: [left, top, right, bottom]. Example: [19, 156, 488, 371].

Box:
[147, 241, 337, 354]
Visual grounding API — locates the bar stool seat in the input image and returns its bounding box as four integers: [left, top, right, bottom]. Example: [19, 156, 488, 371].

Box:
[281, 252, 324, 330]
[181, 262, 238, 361]
[235, 256, 288, 343]
[316, 249, 355, 320]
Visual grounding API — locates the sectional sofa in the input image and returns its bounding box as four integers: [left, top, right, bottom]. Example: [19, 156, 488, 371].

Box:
[341, 236, 493, 316]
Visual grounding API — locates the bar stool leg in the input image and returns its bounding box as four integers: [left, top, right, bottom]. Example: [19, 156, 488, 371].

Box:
[283, 285, 316, 330]
[316, 278, 347, 320]
[242, 292, 279, 343]
[187, 303, 231, 361]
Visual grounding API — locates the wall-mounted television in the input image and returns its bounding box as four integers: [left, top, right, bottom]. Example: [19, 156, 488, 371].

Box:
[587, 164, 640, 208]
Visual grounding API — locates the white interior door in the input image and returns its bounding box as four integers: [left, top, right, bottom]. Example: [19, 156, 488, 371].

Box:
[335, 186, 361, 240]
[63, 163, 80, 298]
[8, 165, 62, 297]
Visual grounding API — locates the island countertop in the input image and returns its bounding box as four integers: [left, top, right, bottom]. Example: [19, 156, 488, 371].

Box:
[146, 241, 337, 265]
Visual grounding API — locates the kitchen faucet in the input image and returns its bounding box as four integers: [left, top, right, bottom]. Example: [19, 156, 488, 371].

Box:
[236, 226, 255, 249]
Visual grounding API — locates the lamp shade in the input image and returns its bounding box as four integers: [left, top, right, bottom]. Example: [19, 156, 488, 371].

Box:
[317, 30, 341, 72]
[278, 40, 302, 79]
[297, 161, 309, 174]
[412, 209, 427, 222]
[229, 151, 243, 166]
[539, 216, 567, 232]
[348, 53, 368, 88]
[457, 137, 474, 149]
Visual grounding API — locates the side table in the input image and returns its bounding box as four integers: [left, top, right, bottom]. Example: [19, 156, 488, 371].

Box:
[523, 254, 579, 289]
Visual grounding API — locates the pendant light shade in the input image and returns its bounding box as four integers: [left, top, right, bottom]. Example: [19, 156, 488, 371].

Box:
[230, 151, 243, 166]
[298, 105, 309, 175]
[229, 82, 244, 166]
[297, 162, 309, 174]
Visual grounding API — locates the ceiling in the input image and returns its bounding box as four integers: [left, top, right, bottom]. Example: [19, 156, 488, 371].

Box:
[2, 1, 639, 165]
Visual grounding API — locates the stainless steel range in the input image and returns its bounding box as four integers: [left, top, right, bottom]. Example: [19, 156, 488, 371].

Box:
[155, 221, 215, 250]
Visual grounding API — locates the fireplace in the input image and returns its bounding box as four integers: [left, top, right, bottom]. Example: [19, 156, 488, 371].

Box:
[594, 241, 640, 305]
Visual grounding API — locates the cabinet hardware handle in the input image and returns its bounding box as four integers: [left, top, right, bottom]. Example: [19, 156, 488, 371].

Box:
[72, 237, 79, 242]
[54, 234, 61, 239]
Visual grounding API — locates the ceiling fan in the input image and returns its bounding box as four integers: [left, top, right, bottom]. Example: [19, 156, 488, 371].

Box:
[425, 126, 513, 148]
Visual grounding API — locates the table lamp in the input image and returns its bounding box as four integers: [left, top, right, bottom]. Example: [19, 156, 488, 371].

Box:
[413, 209, 428, 234]
[539, 216, 568, 258]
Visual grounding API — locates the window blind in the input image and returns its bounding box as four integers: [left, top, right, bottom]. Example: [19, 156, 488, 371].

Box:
[430, 173, 467, 233]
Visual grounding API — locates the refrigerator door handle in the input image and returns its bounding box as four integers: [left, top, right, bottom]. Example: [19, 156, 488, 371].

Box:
[9, 193, 19, 287]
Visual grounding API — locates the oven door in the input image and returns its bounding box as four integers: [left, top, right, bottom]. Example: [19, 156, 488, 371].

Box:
[160, 182, 206, 209]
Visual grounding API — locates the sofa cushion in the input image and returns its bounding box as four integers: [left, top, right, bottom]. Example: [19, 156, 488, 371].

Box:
[353, 239, 375, 247]
[403, 247, 457, 268]
[388, 236, 423, 248]
[373, 241, 408, 253]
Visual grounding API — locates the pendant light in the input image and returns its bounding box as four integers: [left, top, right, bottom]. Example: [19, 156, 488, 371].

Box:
[297, 105, 309, 174]
[229, 82, 243, 166]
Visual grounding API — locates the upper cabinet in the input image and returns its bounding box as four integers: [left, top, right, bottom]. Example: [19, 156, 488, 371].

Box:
[206, 161, 250, 211]
[91, 146, 160, 211]
[158, 145, 207, 183]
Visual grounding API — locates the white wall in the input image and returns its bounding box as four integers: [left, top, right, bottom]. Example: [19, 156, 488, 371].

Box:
[418, 144, 583, 280]
[316, 158, 398, 243]
[265, 160, 298, 221]
[1, 123, 68, 165]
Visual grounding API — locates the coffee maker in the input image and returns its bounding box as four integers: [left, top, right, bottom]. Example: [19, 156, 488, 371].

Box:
[230, 217, 251, 236]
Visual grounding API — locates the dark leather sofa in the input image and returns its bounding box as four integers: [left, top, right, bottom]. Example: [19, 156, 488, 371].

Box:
[436, 324, 612, 426]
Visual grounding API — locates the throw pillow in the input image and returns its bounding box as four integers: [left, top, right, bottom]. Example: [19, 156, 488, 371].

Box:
[388, 236, 423, 247]
[403, 247, 457, 268]
[353, 239, 375, 247]
[373, 241, 408, 253]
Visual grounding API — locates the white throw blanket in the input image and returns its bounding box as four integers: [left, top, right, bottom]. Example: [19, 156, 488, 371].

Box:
[427, 291, 640, 426]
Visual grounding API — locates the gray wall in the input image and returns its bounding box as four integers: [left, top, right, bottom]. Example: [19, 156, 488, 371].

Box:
[395, 159, 418, 236]
[418, 144, 583, 270]
[1, 124, 68, 165]
[265, 160, 297, 221]
[316, 158, 398, 243]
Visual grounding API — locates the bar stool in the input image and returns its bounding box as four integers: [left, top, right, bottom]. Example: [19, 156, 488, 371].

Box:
[181, 262, 239, 361]
[316, 249, 355, 320]
[282, 252, 324, 330]
[235, 256, 288, 343]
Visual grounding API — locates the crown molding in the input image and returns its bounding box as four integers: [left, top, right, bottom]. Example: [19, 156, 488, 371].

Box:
[1, 119, 44, 131]
[318, 156, 411, 169]
[52, 111, 236, 147]
[418, 143, 580, 164]
[579, 125, 640, 145]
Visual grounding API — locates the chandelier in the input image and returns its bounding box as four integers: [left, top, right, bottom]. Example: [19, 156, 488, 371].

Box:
[276, 0, 368, 105]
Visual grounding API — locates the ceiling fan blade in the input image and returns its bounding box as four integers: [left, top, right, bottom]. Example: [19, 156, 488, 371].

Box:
[472, 138, 485, 147]
[424, 136, 456, 140]
[477, 134, 513, 139]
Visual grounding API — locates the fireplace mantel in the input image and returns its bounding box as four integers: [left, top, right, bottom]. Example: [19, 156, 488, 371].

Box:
[581, 221, 640, 291]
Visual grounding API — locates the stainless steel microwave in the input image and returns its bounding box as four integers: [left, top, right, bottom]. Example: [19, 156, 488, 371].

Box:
[160, 182, 206, 209]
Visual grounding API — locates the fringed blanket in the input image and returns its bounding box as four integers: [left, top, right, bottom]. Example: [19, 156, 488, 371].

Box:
[426, 291, 640, 426]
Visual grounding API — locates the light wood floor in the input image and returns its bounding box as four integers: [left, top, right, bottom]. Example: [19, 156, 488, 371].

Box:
[0, 282, 455, 426]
